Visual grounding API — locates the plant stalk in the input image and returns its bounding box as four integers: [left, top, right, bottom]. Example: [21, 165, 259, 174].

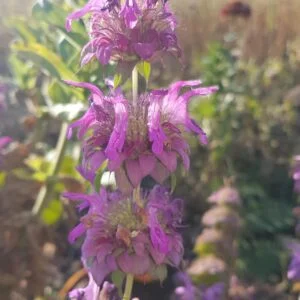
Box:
[32, 121, 69, 216]
[122, 273, 134, 300]
[132, 65, 138, 106]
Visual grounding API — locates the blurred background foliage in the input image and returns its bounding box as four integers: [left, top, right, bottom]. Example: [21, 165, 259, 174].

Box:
[1, 0, 300, 299]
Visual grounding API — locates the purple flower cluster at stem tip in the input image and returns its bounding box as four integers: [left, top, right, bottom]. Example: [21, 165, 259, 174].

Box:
[63, 0, 218, 298]
[66, 0, 180, 65]
[66, 79, 217, 193]
[64, 185, 183, 286]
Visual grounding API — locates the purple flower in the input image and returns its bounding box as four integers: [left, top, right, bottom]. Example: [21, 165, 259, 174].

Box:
[293, 156, 300, 193]
[201, 282, 225, 300]
[65, 80, 217, 192]
[0, 137, 12, 150]
[172, 272, 225, 300]
[208, 186, 241, 207]
[172, 272, 198, 300]
[287, 241, 300, 281]
[64, 185, 183, 286]
[66, 0, 180, 65]
[69, 272, 119, 300]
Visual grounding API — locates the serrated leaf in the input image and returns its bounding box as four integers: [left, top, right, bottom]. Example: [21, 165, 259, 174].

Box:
[137, 61, 151, 83]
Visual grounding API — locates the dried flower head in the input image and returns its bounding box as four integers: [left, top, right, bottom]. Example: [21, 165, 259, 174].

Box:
[65, 80, 217, 192]
[286, 241, 300, 282]
[64, 185, 183, 285]
[202, 206, 241, 231]
[221, 1, 251, 19]
[208, 186, 241, 207]
[187, 256, 226, 285]
[66, 0, 180, 66]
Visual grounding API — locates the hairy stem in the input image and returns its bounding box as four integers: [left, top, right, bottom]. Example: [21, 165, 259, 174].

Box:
[122, 273, 134, 300]
[32, 121, 69, 216]
[132, 65, 138, 106]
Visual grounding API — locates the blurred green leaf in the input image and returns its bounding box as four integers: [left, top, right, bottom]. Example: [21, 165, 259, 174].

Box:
[114, 73, 122, 88]
[112, 270, 125, 297]
[137, 61, 151, 83]
[5, 17, 37, 43]
[0, 172, 7, 187]
[41, 199, 63, 225]
[11, 41, 78, 80]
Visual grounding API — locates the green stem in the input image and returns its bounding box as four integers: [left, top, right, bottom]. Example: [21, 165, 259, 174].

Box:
[132, 65, 138, 106]
[32, 121, 69, 216]
[122, 273, 134, 300]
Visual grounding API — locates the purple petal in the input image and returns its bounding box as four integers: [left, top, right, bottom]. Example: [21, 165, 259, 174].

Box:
[186, 119, 208, 145]
[105, 99, 128, 160]
[150, 162, 170, 184]
[120, 0, 141, 29]
[68, 223, 86, 244]
[117, 251, 151, 275]
[139, 154, 156, 177]
[115, 167, 133, 194]
[148, 98, 167, 154]
[155, 150, 177, 172]
[125, 159, 143, 186]
[148, 243, 166, 264]
[89, 257, 117, 286]
[64, 80, 104, 97]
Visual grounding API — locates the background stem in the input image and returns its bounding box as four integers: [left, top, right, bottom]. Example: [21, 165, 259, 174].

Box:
[122, 273, 134, 300]
[32, 121, 69, 216]
[132, 65, 138, 106]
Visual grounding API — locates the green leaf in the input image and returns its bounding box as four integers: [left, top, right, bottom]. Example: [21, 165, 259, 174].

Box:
[32, 0, 87, 45]
[0, 172, 7, 187]
[150, 265, 168, 282]
[171, 173, 177, 193]
[8, 54, 37, 90]
[111, 270, 125, 297]
[93, 161, 108, 192]
[137, 61, 151, 83]
[41, 199, 63, 225]
[5, 17, 37, 43]
[48, 80, 73, 104]
[114, 73, 122, 88]
[11, 41, 78, 81]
